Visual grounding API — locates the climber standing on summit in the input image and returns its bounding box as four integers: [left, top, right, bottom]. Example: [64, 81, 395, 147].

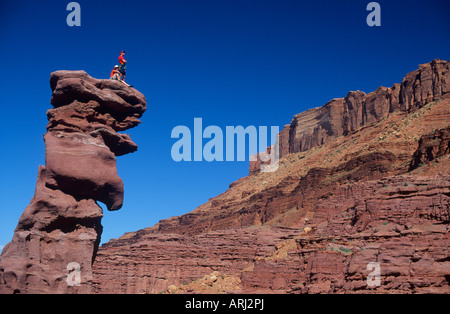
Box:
[118, 50, 128, 83]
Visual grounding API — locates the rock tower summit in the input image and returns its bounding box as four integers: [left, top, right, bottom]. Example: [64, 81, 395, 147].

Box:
[0, 71, 147, 293]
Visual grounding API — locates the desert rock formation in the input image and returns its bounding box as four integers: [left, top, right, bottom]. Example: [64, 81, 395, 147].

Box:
[0, 71, 146, 294]
[1, 60, 448, 294]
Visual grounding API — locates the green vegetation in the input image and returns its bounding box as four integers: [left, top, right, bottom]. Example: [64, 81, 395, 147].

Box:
[339, 246, 352, 254]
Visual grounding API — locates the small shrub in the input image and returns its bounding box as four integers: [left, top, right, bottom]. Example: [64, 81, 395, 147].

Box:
[339, 247, 352, 254]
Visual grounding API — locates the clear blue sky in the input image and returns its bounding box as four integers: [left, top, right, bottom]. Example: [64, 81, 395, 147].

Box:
[0, 0, 449, 247]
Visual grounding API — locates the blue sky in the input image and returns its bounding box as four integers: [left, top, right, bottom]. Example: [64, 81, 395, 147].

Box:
[0, 0, 449, 247]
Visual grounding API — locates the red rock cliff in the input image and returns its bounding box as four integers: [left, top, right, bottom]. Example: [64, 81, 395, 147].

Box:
[92, 60, 449, 294]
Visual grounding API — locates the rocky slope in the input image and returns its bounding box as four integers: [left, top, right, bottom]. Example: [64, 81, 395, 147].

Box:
[92, 226, 303, 294]
[92, 60, 449, 294]
[0, 71, 146, 294]
[246, 173, 449, 294]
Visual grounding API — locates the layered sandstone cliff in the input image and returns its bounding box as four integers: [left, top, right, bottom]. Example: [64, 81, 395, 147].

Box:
[0, 71, 146, 294]
[288, 59, 449, 154]
[92, 60, 449, 294]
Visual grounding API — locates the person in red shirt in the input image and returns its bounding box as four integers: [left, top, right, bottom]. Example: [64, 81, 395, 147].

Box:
[110, 65, 122, 81]
[110, 65, 131, 86]
[118, 50, 127, 82]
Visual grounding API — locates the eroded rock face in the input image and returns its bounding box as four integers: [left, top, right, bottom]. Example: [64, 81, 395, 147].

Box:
[0, 71, 146, 294]
[410, 127, 450, 171]
[92, 226, 303, 294]
[289, 174, 450, 294]
[287, 59, 449, 156]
